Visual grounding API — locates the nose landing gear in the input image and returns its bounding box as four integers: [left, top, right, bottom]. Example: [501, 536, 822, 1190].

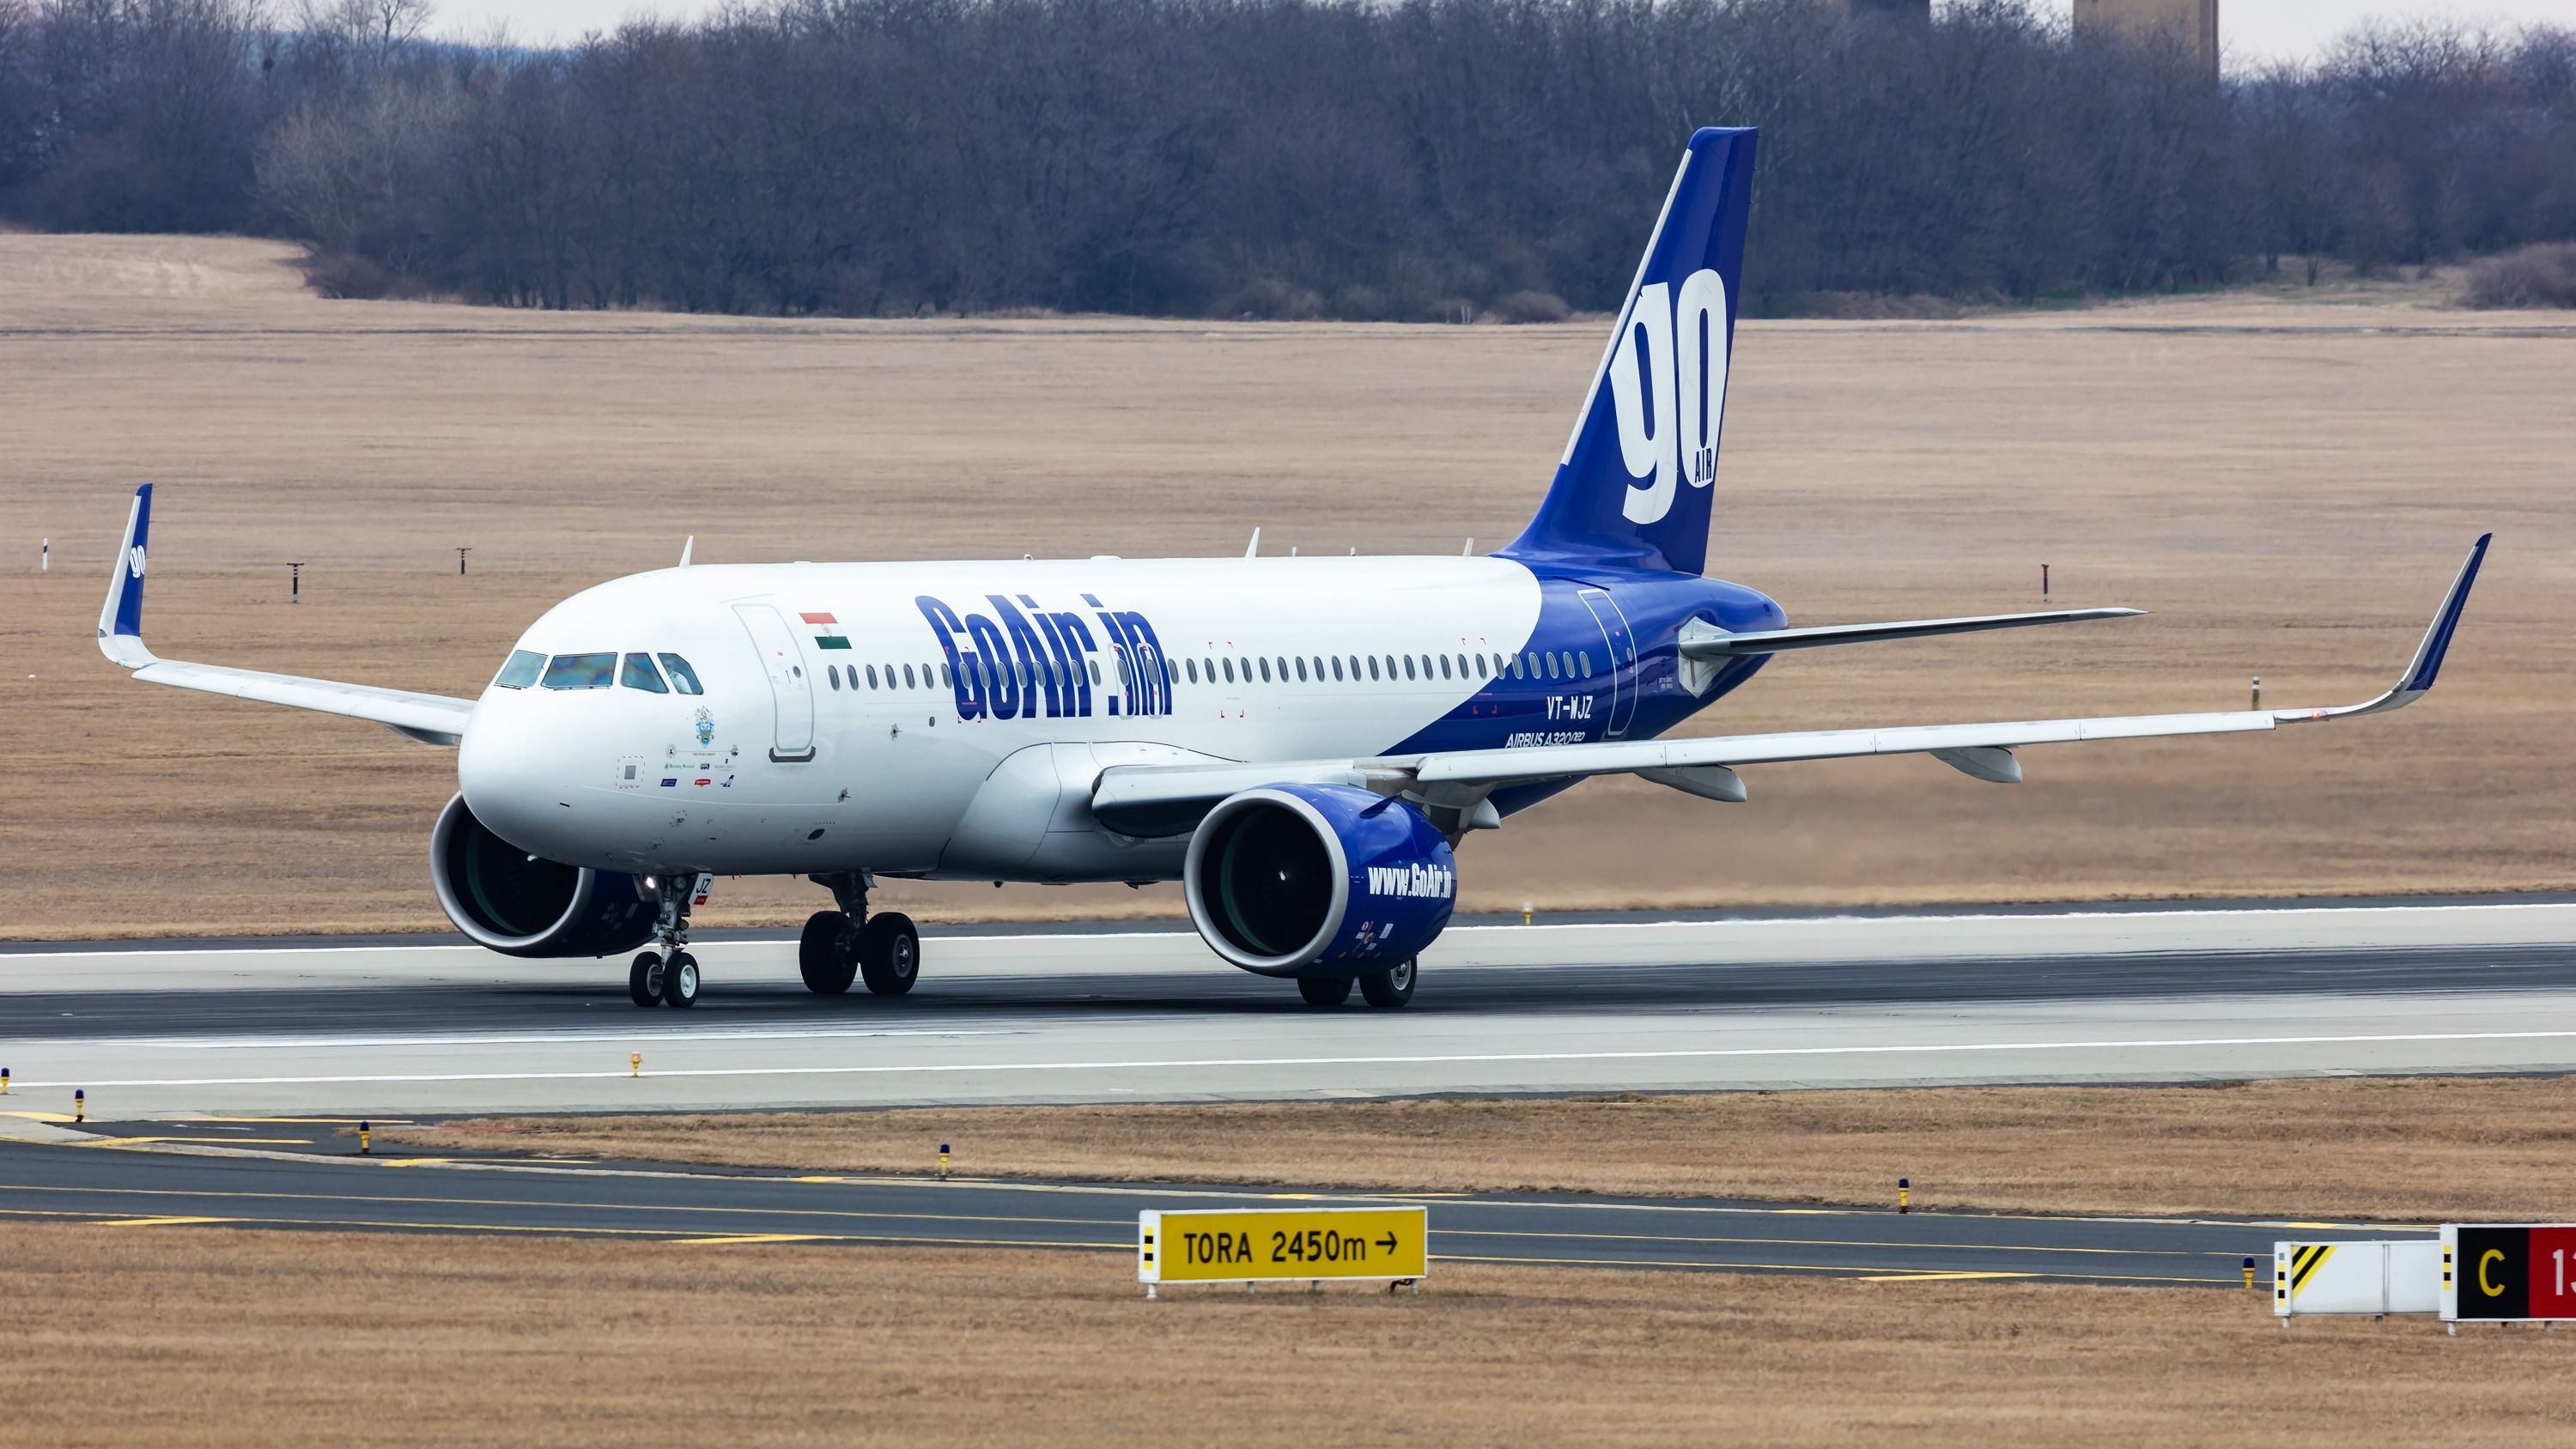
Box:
[630, 874, 702, 1009]
[802, 872, 921, 997]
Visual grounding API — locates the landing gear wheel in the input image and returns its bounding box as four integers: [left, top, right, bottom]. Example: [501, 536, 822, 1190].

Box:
[1297, 974, 1353, 1008]
[629, 952, 664, 1008]
[858, 912, 920, 996]
[660, 951, 701, 1008]
[798, 910, 859, 995]
[1358, 956, 1416, 1009]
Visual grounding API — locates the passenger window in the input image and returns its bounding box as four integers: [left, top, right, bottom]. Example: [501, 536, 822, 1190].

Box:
[656, 653, 705, 694]
[1545, 654, 1560, 680]
[623, 652, 671, 693]
[1331, 657, 1344, 681]
[1580, 652, 1593, 676]
[1403, 656, 1417, 680]
[1187, 658, 1200, 683]
[863, 665, 877, 688]
[494, 650, 544, 689]
[1259, 658, 1271, 682]
[903, 664, 918, 688]
[1294, 658, 1307, 682]
[1090, 660, 1102, 686]
[542, 652, 617, 689]
[1222, 658, 1235, 683]
[1460, 653, 1473, 678]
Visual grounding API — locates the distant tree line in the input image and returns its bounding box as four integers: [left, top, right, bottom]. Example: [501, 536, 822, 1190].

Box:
[1, 0, 2571, 317]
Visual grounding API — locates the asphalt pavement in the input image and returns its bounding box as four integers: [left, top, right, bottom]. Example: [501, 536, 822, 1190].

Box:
[0, 1121, 2394, 1286]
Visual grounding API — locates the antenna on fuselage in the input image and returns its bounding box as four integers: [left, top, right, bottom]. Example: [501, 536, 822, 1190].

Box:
[677, 537, 694, 567]
[1243, 527, 1261, 559]
[1462, 537, 1473, 555]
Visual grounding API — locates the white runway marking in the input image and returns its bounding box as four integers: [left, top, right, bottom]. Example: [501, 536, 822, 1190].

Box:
[149, 1028, 1013, 1052]
[21, 1026, 2576, 1090]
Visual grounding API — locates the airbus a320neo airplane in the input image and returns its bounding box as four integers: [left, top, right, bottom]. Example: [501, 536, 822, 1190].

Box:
[96, 127, 2488, 1010]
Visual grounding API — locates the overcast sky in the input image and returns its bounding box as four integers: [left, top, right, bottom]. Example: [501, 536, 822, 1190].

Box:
[430, 0, 2573, 64]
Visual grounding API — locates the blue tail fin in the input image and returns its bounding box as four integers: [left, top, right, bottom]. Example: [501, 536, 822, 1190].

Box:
[1500, 128, 1758, 577]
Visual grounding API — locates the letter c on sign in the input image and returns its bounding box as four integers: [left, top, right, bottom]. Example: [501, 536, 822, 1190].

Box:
[2479, 1248, 2506, 1297]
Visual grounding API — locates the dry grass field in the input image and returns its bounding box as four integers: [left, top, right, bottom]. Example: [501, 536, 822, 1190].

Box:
[6, 1224, 2573, 1447]
[7, 234, 2573, 937]
[384, 1074, 2576, 1222]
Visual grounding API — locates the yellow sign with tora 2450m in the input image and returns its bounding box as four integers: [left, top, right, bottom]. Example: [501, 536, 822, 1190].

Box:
[1139, 1206, 1428, 1287]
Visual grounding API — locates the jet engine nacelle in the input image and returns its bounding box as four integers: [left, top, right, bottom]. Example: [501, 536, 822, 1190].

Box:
[1183, 784, 1456, 977]
[429, 793, 657, 958]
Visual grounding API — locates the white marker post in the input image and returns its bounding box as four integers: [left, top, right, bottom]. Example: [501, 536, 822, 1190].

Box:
[39, 537, 47, 573]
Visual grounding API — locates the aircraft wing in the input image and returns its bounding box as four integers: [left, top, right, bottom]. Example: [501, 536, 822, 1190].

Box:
[1091, 535, 2488, 833]
[95, 486, 477, 747]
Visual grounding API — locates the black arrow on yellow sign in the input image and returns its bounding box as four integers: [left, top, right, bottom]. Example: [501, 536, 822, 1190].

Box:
[1377, 1232, 1400, 1252]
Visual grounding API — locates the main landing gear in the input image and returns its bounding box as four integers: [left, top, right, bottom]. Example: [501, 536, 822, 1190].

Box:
[630, 874, 701, 1009]
[1296, 957, 1417, 1010]
[799, 872, 921, 997]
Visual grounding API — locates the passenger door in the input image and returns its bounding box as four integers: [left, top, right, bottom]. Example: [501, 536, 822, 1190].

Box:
[732, 603, 817, 761]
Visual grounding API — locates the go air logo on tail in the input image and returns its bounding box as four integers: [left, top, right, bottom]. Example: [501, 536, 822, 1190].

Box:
[1365, 862, 1455, 900]
[1610, 268, 1729, 525]
[916, 591, 1173, 722]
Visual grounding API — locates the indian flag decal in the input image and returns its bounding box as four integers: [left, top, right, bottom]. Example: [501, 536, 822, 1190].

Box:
[799, 611, 851, 649]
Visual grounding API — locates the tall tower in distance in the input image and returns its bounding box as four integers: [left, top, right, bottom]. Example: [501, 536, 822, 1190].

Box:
[2075, 0, 2220, 84]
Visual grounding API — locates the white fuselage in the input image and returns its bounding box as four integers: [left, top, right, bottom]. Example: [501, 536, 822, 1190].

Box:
[459, 555, 1548, 882]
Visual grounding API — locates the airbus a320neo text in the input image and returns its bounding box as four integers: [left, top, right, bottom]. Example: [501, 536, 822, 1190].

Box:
[96, 128, 2489, 1009]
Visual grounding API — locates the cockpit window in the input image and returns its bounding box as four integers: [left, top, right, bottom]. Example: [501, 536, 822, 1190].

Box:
[621, 652, 670, 693]
[493, 650, 544, 689]
[657, 653, 704, 695]
[541, 652, 617, 688]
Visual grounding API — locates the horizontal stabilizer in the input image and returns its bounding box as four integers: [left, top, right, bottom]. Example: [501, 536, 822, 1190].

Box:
[1679, 608, 2143, 658]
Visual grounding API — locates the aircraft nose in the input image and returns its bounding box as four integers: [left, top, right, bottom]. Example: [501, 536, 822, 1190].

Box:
[458, 700, 575, 856]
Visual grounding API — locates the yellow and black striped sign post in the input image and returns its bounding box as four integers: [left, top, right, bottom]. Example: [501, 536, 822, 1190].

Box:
[2274, 1239, 2441, 1322]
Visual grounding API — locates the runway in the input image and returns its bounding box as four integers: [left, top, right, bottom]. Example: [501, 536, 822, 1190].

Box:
[5, 900, 2576, 1118]
[0, 1124, 2393, 1285]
